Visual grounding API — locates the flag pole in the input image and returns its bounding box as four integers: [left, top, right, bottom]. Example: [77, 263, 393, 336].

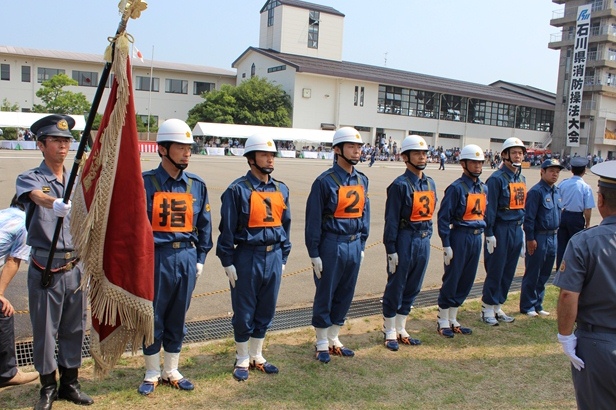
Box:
[147, 45, 154, 140]
[41, 4, 134, 288]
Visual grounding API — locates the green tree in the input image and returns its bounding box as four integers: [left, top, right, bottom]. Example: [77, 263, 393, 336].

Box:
[186, 76, 292, 128]
[1, 98, 20, 112]
[33, 73, 91, 115]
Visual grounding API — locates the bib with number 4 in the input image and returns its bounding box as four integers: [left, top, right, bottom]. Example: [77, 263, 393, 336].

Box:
[463, 193, 487, 221]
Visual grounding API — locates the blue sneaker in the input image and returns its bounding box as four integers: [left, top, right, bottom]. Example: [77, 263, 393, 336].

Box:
[437, 325, 455, 338]
[162, 377, 194, 391]
[385, 339, 399, 351]
[329, 346, 355, 357]
[315, 350, 331, 363]
[451, 325, 472, 335]
[232, 366, 249, 382]
[398, 335, 422, 345]
[137, 378, 160, 396]
[250, 361, 279, 374]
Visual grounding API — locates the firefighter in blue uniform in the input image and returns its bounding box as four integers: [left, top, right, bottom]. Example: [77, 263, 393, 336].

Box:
[554, 161, 616, 409]
[139, 119, 213, 395]
[436, 144, 487, 337]
[481, 137, 526, 325]
[556, 156, 594, 269]
[216, 134, 291, 381]
[382, 135, 436, 350]
[306, 127, 370, 363]
[520, 158, 563, 316]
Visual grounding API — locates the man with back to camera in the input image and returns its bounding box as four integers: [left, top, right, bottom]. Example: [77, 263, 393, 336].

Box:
[553, 160, 616, 409]
[16, 114, 93, 409]
[436, 144, 486, 338]
[382, 135, 436, 349]
[556, 156, 594, 270]
[481, 137, 527, 326]
[520, 159, 563, 317]
[306, 127, 369, 363]
[0, 195, 39, 389]
[138, 119, 213, 395]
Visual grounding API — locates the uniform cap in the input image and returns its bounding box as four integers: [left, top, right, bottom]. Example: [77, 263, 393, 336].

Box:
[244, 133, 277, 155]
[570, 157, 588, 168]
[401, 134, 429, 152]
[332, 127, 363, 146]
[591, 161, 616, 188]
[31, 114, 75, 140]
[460, 144, 485, 161]
[541, 158, 564, 170]
[502, 137, 526, 153]
[156, 119, 194, 144]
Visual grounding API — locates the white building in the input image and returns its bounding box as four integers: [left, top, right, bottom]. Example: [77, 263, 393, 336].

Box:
[549, 0, 616, 160]
[0, 45, 236, 129]
[233, 0, 555, 151]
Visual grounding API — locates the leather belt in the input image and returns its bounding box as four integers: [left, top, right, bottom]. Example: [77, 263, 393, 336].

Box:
[452, 226, 484, 235]
[536, 229, 558, 235]
[156, 241, 193, 249]
[239, 243, 281, 252]
[31, 258, 79, 274]
[323, 232, 361, 242]
[32, 248, 78, 260]
[577, 322, 616, 334]
[497, 219, 523, 226]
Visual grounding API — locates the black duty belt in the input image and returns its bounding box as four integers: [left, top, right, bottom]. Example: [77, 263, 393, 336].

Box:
[496, 219, 523, 226]
[32, 249, 78, 260]
[452, 226, 484, 235]
[32, 258, 79, 274]
[577, 322, 616, 334]
[156, 241, 194, 249]
[536, 229, 558, 235]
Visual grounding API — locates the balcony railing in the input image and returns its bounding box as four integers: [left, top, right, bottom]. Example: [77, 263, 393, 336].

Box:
[552, 1, 614, 20]
[550, 24, 616, 44]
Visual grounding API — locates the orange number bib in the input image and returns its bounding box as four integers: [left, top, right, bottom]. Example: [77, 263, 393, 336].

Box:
[152, 192, 193, 232]
[508, 182, 526, 210]
[463, 193, 487, 221]
[334, 185, 365, 219]
[248, 191, 286, 228]
[410, 191, 435, 222]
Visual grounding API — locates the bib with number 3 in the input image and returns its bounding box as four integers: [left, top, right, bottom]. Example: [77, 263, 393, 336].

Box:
[410, 190, 435, 221]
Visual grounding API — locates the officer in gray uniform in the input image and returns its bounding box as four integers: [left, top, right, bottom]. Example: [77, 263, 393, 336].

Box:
[16, 115, 93, 410]
[553, 160, 616, 409]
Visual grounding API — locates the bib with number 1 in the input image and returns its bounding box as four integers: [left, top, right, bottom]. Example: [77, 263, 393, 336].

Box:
[248, 191, 286, 227]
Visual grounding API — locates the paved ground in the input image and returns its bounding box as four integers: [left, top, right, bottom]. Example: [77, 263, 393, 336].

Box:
[0, 149, 602, 341]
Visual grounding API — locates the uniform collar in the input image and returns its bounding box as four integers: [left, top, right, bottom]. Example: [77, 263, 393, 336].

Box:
[155, 163, 188, 184]
[38, 160, 65, 183]
[245, 170, 273, 188]
[404, 168, 424, 184]
[461, 173, 481, 187]
[333, 162, 357, 180]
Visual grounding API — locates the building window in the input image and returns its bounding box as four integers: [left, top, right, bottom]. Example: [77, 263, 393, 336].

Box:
[360, 87, 364, 107]
[37, 67, 65, 83]
[72, 70, 98, 87]
[354, 86, 365, 107]
[165, 79, 188, 94]
[251, 63, 256, 78]
[440, 94, 467, 122]
[308, 10, 320, 49]
[267, 65, 286, 73]
[138, 115, 158, 128]
[354, 86, 358, 106]
[21, 65, 30, 82]
[266, 0, 280, 27]
[135, 76, 159, 92]
[194, 81, 214, 95]
[1, 64, 9, 81]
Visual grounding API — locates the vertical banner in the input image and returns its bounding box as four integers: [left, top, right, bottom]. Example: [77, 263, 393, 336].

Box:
[566, 4, 592, 148]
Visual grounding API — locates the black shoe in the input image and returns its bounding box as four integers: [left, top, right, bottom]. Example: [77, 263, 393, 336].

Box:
[58, 366, 94, 406]
[34, 372, 57, 410]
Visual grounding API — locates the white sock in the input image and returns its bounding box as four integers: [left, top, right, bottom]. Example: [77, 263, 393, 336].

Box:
[437, 307, 450, 329]
[327, 325, 344, 348]
[235, 341, 249, 368]
[249, 337, 266, 365]
[383, 316, 396, 340]
[315, 327, 329, 352]
[143, 352, 161, 382]
[395, 314, 410, 338]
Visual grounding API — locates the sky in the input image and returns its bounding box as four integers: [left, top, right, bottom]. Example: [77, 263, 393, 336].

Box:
[2, 1, 562, 92]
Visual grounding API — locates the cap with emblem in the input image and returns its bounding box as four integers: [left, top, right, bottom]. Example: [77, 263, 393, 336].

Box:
[570, 156, 588, 168]
[541, 158, 564, 170]
[591, 161, 616, 188]
[31, 114, 75, 141]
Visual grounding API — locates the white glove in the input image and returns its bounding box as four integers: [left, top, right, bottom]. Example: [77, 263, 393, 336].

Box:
[520, 231, 526, 258]
[557, 333, 585, 371]
[311, 257, 323, 279]
[224, 265, 237, 288]
[485, 236, 497, 254]
[196, 263, 204, 280]
[387, 253, 398, 274]
[360, 251, 365, 265]
[282, 264, 286, 273]
[52, 198, 71, 218]
[443, 247, 453, 266]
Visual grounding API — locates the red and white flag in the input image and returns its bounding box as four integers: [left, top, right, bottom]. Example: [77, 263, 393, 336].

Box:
[132, 45, 144, 62]
[71, 37, 154, 376]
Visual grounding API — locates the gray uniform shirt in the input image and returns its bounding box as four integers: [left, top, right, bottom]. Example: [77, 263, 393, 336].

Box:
[16, 160, 74, 252]
[553, 214, 616, 328]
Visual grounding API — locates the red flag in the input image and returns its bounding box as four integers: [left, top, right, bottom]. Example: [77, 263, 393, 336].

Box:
[71, 42, 154, 376]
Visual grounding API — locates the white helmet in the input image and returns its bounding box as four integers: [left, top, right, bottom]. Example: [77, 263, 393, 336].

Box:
[460, 144, 485, 161]
[401, 134, 428, 152]
[502, 137, 526, 154]
[333, 127, 363, 146]
[244, 133, 277, 155]
[157, 119, 194, 144]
